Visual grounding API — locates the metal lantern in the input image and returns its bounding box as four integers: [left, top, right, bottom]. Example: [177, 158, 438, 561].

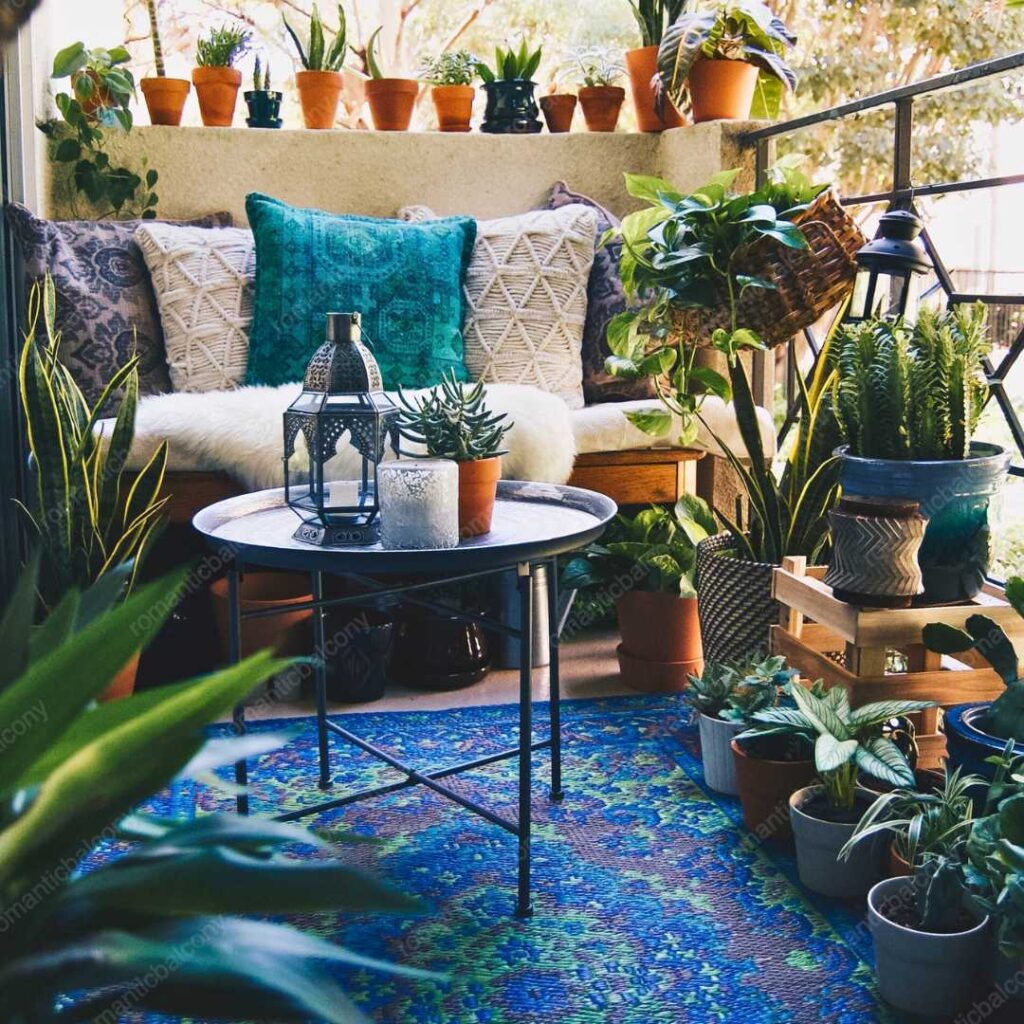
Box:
[284, 312, 399, 546]
[845, 209, 932, 324]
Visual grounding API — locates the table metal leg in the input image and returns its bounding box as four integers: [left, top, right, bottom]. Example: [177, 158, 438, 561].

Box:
[312, 570, 332, 790]
[547, 558, 564, 802]
[516, 561, 534, 919]
[228, 565, 248, 816]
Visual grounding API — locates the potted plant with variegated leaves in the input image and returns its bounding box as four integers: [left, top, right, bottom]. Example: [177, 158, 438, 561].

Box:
[624, 0, 685, 131]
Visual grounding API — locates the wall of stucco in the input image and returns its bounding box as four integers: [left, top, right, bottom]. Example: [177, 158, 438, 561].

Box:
[43, 122, 757, 224]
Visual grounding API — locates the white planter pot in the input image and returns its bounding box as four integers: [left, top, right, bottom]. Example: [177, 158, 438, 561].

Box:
[698, 713, 744, 795]
[788, 785, 884, 898]
[868, 877, 991, 1017]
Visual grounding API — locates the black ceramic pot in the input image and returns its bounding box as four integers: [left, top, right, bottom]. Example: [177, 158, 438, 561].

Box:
[323, 609, 394, 703]
[391, 610, 490, 690]
[480, 80, 542, 134]
[245, 90, 283, 128]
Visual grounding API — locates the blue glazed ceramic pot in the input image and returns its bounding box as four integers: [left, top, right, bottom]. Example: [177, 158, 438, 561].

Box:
[943, 703, 1022, 782]
[836, 442, 1009, 605]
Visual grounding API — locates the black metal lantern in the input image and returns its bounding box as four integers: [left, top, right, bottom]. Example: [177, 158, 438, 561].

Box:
[284, 312, 399, 546]
[845, 209, 932, 324]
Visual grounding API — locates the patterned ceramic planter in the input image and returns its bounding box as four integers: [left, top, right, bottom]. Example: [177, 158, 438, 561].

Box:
[481, 80, 542, 134]
[698, 713, 744, 795]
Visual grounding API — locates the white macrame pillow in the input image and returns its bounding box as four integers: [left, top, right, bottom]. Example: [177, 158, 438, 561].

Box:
[400, 204, 597, 409]
[134, 223, 255, 392]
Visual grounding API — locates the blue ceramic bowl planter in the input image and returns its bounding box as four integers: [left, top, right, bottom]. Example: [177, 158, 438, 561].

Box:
[943, 703, 1022, 782]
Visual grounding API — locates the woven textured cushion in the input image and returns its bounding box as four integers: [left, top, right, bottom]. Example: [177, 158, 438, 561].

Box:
[245, 193, 477, 390]
[545, 182, 655, 404]
[5, 203, 232, 407]
[134, 223, 255, 392]
[402, 203, 597, 409]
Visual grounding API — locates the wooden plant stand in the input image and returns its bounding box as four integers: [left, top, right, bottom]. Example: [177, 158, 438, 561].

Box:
[770, 556, 1018, 769]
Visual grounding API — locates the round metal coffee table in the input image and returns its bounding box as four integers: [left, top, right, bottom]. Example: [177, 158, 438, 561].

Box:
[193, 479, 616, 917]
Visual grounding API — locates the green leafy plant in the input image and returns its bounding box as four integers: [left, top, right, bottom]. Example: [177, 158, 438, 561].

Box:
[831, 304, 991, 461]
[686, 653, 793, 720]
[567, 47, 625, 88]
[420, 49, 480, 86]
[839, 766, 984, 868]
[252, 55, 272, 92]
[657, 1, 797, 120]
[923, 584, 1024, 743]
[17, 277, 169, 611]
[476, 40, 543, 84]
[913, 851, 972, 933]
[364, 26, 388, 79]
[284, 4, 348, 73]
[397, 370, 512, 462]
[561, 495, 718, 598]
[627, 0, 690, 47]
[741, 684, 935, 811]
[0, 562, 434, 1021]
[43, 43, 157, 218]
[196, 24, 250, 68]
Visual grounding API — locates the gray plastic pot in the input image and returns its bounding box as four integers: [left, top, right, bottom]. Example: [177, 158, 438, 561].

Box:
[789, 785, 884, 897]
[868, 877, 991, 1017]
[698, 713, 744, 795]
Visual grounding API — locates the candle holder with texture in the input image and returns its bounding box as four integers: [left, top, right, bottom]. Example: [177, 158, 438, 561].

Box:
[379, 459, 459, 550]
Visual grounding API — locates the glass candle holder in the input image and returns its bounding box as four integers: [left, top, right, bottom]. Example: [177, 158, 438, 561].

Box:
[379, 459, 459, 550]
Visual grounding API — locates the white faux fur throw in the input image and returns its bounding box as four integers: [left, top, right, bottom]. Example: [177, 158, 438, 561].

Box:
[117, 382, 577, 491]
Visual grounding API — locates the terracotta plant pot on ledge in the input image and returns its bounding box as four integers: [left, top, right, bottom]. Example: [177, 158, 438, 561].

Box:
[579, 85, 625, 132]
[431, 84, 475, 132]
[100, 651, 141, 703]
[365, 78, 419, 131]
[688, 58, 759, 123]
[192, 66, 242, 126]
[210, 571, 313, 660]
[539, 93, 577, 133]
[296, 69, 343, 129]
[140, 76, 190, 126]
[614, 590, 703, 693]
[625, 45, 682, 132]
[458, 456, 501, 537]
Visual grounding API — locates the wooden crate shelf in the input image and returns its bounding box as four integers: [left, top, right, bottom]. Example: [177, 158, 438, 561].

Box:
[769, 556, 1017, 770]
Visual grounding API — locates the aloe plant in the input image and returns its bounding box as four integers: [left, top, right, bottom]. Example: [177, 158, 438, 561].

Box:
[18, 276, 169, 611]
[284, 4, 348, 73]
[0, 562, 432, 1021]
[476, 40, 543, 83]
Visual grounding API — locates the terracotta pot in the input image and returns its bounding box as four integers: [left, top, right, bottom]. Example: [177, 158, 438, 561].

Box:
[431, 84, 474, 132]
[731, 738, 817, 843]
[365, 78, 419, 132]
[140, 76, 190, 126]
[539, 93, 577, 133]
[458, 457, 501, 537]
[625, 45, 682, 132]
[688, 58, 759, 123]
[616, 644, 700, 693]
[579, 85, 625, 132]
[615, 590, 702, 664]
[192, 66, 242, 127]
[887, 843, 912, 878]
[210, 572, 313, 659]
[99, 651, 140, 703]
[296, 69, 343, 129]
[73, 70, 113, 117]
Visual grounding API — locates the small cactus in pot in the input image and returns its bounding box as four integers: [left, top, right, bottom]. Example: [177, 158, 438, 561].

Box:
[245, 56, 283, 128]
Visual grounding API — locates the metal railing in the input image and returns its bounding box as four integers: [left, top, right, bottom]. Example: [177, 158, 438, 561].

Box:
[744, 52, 1024, 478]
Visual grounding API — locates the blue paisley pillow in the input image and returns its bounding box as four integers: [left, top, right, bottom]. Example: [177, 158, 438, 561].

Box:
[6, 203, 233, 407]
[245, 193, 476, 390]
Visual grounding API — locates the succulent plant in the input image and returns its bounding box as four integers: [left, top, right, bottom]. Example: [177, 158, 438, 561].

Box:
[196, 24, 250, 68]
[284, 4, 348, 73]
[252, 55, 272, 92]
[685, 654, 794, 721]
[476, 40, 543, 83]
[420, 49, 479, 86]
[396, 371, 511, 463]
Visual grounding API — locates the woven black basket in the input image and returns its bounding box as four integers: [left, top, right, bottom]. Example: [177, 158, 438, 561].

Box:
[696, 533, 779, 665]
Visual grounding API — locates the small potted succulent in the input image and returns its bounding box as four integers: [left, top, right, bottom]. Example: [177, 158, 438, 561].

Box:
[685, 655, 788, 795]
[244, 57, 282, 128]
[193, 24, 250, 126]
[139, 0, 190, 125]
[656, 1, 797, 122]
[624, 0, 684, 131]
[477, 40, 543, 134]
[923, 588, 1024, 779]
[561, 497, 716, 692]
[573, 49, 626, 132]
[397, 371, 512, 537]
[284, 3, 348, 130]
[420, 49, 479, 132]
[868, 852, 992, 1017]
[363, 26, 419, 131]
[744, 683, 935, 897]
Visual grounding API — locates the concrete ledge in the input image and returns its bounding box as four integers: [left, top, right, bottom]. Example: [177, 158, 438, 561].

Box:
[44, 122, 758, 223]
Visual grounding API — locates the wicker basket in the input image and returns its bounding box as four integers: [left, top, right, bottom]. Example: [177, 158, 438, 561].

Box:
[672, 190, 867, 350]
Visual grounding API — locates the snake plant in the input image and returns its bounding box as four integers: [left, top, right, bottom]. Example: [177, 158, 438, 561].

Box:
[284, 4, 348, 73]
[397, 370, 511, 462]
[17, 276, 169, 610]
[476, 40, 543, 83]
[626, 0, 689, 47]
[0, 562, 432, 1022]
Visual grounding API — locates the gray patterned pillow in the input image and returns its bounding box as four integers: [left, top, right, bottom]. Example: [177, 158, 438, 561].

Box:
[545, 182, 655, 404]
[5, 203, 233, 408]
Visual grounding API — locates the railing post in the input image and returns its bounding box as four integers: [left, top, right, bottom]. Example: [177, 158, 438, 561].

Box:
[751, 137, 776, 409]
[893, 96, 914, 200]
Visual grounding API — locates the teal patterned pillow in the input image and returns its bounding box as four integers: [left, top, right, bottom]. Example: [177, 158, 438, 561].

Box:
[245, 193, 476, 389]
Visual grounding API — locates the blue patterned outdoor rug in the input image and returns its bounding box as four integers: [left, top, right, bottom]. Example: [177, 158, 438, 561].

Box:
[148, 695, 898, 1024]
